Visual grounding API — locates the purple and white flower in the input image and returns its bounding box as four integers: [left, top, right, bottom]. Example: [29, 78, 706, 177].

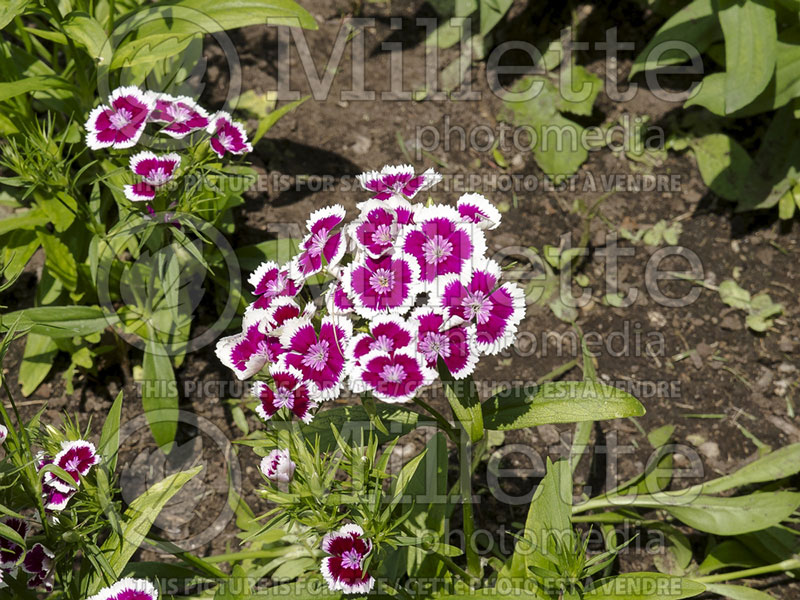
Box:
[215, 313, 271, 380]
[348, 202, 402, 258]
[87, 578, 159, 600]
[123, 151, 180, 202]
[357, 164, 441, 202]
[343, 253, 420, 319]
[260, 449, 296, 483]
[352, 349, 430, 404]
[399, 205, 485, 291]
[0, 424, 7, 444]
[437, 260, 526, 355]
[346, 315, 416, 371]
[253, 367, 317, 424]
[279, 316, 352, 400]
[147, 93, 210, 138]
[248, 261, 300, 311]
[291, 205, 347, 282]
[0, 517, 28, 569]
[457, 193, 501, 230]
[43, 483, 76, 512]
[85, 86, 154, 150]
[411, 307, 478, 379]
[207, 111, 252, 158]
[22, 543, 54, 591]
[43, 440, 100, 494]
[321, 524, 375, 595]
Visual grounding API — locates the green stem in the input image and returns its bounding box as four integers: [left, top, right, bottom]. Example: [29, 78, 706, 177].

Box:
[460, 432, 482, 580]
[536, 358, 579, 385]
[412, 396, 459, 443]
[435, 550, 481, 587]
[692, 558, 800, 584]
[202, 549, 289, 564]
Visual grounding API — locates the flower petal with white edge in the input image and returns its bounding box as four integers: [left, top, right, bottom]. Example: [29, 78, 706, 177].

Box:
[457, 192, 502, 230]
[207, 111, 252, 158]
[356, 349, 431, 404]
[342, 253, 420, 320]
[214, 312, 270, 380]
[399, 204, 486, 296]
[0, 424, 7, 444]
[86, 577, 159, 600]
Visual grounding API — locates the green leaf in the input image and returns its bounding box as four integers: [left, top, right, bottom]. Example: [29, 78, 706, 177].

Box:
[252, 582, 342, 599]
[631, 491, 800, 535]
[697, 540, 761, 575]
[500, 458, 572, 581]
[120, 0, 317, 39]
[37, 232, 78, 291]
[630, 0, 719, 76]
[483, 381, 645, 431]
[702, 584, 775, 600]
[98, 390, 124, 473]
[89, 466, 202, 592]
[0, 76, 76, 103]
[142, 337, 179, 449]
[685, 134, 762, 203]
[479, 0, 512, 37]
[499, 75, 591, 180]
[252, 95, 309, 144]
[440, 364, 484, 442]
[718, 279, 751, 310]
[718, 0, 777, 113]
[0, 209, 49, 236]
[559, 64, 602, 116]
[0, 306, 116, 338]
[699, 443, 800, 495]
[585, 573, 705, 599]
[0, 0, 30, 30]
[19, 332, 58, 396]
[63, 12, 110, 60]
[215, 565, 252, 599]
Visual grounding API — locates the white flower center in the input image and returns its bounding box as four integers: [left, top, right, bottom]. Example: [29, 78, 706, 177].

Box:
[167, 103, 191, 123]
[380, 363, 405, 384]
[302, 340, 329, 371]
[341, 548, 363, 570]
[145, 167, 171, 186]
[463, 290, 491, 324]
[419, 331, 451, 362]
[371, 334, 394, 354]
[369, 268, 395, 295]
[274, 387, 295, 410]
[109, 108, 132, 130]
[308, 229, 329, 257]
[372, 224, 393, 245]
[422, 234, 454, 265]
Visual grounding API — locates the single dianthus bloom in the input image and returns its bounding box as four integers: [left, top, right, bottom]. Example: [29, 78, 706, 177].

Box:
[437, 259, 526, 355]
[207, 111, 252, 158]
[147, 93, 210, 138]
[0, 517, 29, 569]
[348, 201, 403, 258]
[291, 205, 347, 283]
[43, 440, 100, 493]
[278, 316, 351, 400]
[22, 543, 54, 591]
[346, 315, 416, 371]
[357, 164, 441, 202]
[411, 306, 478, 379]
[85, 86, 154, 150]
[215, 313, 271, 380]
[260, 448, 296, 483]
[353, 349, 430, 403]
[399, 204, 486, 292]
[248, 261, 299, 311]
[87, 578, 159, 600]
[0, 424, 7, 444]
[253, 367, 317, 424]
[321, 524, 375, 595]
[342, 253, 420, 319]
[123, 151, 180, 202]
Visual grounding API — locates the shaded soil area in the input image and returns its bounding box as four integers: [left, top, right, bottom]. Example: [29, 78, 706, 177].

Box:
[2, 0, 799, 597]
